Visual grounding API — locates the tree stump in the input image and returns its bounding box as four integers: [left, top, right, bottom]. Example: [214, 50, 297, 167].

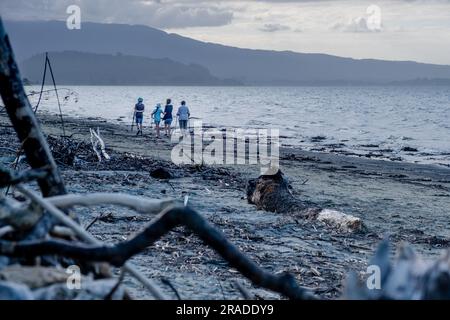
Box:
[247, 170, 363, 233]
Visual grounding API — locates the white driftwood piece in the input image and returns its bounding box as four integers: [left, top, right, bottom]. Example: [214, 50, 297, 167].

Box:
[316, 209, 362, 233]
[89, 128, 110, 162]
[93, 127, 110, 160]
[89, 128, 102, 162]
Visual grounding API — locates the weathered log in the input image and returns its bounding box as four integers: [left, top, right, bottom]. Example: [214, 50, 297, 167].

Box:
[0, 200, 314, 300]
[0, 18, 66, 197]
[247, 170, 319, 215]
[247, 170, 363, 233]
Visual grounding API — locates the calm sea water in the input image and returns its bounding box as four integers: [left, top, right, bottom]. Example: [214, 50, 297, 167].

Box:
[26, 85, 450, 166]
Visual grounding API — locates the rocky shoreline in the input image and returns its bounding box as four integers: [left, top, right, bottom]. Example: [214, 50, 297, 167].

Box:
[1, 110, 450, 299]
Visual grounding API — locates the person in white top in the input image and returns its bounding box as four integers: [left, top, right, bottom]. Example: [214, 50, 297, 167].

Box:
[176, 101, 190, 134]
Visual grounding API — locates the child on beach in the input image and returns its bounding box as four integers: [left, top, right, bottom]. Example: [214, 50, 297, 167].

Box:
[134, 97, 145, 136]
[151, 103, 164, 138]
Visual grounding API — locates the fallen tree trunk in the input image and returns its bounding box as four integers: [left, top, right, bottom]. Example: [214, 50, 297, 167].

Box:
[247, 170, 363, 233]
[0, 18, 66, 198]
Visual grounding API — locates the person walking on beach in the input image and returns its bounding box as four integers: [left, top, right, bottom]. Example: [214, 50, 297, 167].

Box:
[151, 103, 164, 138]
[177, 101, 190, 135]
[163, 98, 173, 137]
[134, 97, 145, 136]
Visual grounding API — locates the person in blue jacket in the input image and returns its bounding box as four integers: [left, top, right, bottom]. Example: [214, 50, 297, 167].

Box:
[151, 103, 164, 138]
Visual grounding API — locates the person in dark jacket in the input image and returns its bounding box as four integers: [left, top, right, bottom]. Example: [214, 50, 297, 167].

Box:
[134, 97, 145, 136]
[163, 98, 173, 137]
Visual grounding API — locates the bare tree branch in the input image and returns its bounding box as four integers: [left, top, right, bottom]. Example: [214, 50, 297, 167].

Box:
[2, 189, 315, 300]
[0, 18, 66, 197]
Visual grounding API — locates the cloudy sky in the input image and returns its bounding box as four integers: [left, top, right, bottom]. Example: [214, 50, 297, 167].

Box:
[1, 0, 450, 65]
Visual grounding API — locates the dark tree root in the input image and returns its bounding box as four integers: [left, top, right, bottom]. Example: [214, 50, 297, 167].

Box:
[0, 205, 315, 300]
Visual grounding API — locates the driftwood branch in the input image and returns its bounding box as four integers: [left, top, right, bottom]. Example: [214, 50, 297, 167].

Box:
[3, 187, 315, 300]
[14, 185, 167, 300]
[46, 193, 176, 215]
[0, 165, 51, 188]
[0, 18, 66, 197]
[89, 128, 110, 162]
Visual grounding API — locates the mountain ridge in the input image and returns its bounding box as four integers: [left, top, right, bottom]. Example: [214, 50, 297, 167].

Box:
[5, 20, 450, 85]
[21, 51, 240, 86]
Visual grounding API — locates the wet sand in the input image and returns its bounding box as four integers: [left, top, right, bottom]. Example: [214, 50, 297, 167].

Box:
[1, 110, 449, 299]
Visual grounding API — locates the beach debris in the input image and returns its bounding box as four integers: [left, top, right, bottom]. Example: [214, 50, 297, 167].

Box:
[0, 265, 70, 289]
[247, 170, 319, 215]
[150, 167, 172, 180]
[311, 136, 327, 142]
[316, 209, 363, 233]
[401, 146, 418, 152]
[90, 127, 110, 162]
[247, 170, 364, 233]
[345, 240, 450, 300]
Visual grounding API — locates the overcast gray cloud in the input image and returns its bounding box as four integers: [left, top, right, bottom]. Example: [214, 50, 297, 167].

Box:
[0, 0, 234, 28]
[1, 0, 450, 64]
[332, 17, 383, 33]
[259, 23, 290, 32]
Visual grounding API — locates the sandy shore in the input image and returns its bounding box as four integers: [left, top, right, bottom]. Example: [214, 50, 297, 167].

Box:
[1, 110, 450, 300]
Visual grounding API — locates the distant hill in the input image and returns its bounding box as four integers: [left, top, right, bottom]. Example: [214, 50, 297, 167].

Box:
[5, 20, 450, 85]
[21, 51, 239, 85]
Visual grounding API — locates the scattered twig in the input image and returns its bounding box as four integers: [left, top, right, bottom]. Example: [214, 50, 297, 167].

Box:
[300, 179, 309, 185]
[104, 268, 125, 300]
[232, 280, 253, 300]
[84, 214, 101, 232]
[217, 279, 226, 300]
[161, 278, 182, 300]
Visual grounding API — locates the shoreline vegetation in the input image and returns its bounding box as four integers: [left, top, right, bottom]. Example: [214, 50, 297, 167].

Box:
[1, 109, 450, 299]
